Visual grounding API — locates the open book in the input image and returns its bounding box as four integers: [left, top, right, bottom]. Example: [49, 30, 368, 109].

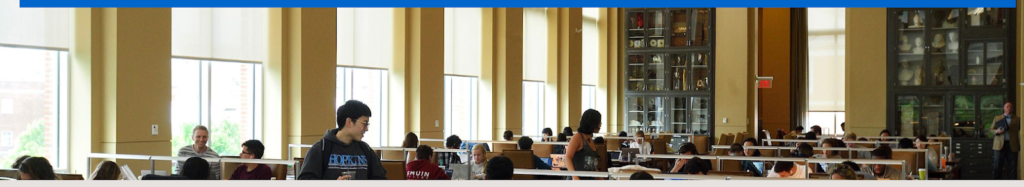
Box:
[120, 164, 139, 180]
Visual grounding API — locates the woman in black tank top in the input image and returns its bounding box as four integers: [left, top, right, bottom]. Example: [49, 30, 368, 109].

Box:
[566, 109, 603, 180]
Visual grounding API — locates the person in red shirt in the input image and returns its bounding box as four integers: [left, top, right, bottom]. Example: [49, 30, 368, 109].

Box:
[406, 145, 450, 180]
[230, 140, 274, 180]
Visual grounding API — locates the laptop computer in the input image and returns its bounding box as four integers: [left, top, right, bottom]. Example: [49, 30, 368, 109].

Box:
[540, 158, 553, 166]
[550, 154, 567, 168]
[449, 163, 471, 180]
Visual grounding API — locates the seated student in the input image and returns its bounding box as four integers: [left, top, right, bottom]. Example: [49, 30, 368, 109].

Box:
[484, 156, 514, 180]
[541, 128, 554, 142]
[787, 126, 805, 138]
[11, 155, 30, 169]
[142, 158, 210, 180]
[879, 130, 893, 140]
[230, 140, 273, 180]
[469, 144, 487, 180]
[767, 144, 813, 178]
[402, 132, 419, 148]
[630, 131, 653, 154]
[729, 143, 762, 177]
[593, 137, 605, 144]
[440, 135, 464, 168]
[669, 143, 709, 173]
[618, 131, 630, 148]
[406, 145, 451, 180]
[681, 157, 711, 175]
[813, 138, 842, 172]
[503, 130, 514, 141]
[842, 161, 876, 180]
[769, 161, 801, 178]
[182, 157, 212, 180]
[629, 171, 655, 180]
[829, 162, 860, 180]
[741, 138, 762, 157]
[553, 133, 568, 154]
[788, 132, 815, 146]
[810, 125, 823, 136]
[897, 138, 914, 149]
[848, 136, 872, 159]
[297, 100, 386, 180]
[516, 137, 553, 170]
[562, 127, 574, 138]
[90, 161, 122, 180]
[915, 135, 939, 171]
[860, 146, 902, 180]
[18, 157, 56, 180]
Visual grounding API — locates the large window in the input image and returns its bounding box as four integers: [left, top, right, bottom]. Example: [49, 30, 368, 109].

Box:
[445, 76, 478, 141]
[0, 46, 69, 170]
[444, 8, 482, 141]
[522, 81, 545, 136]
[582, 85, 597, 111]
[806, 8, 846, 135]
[171, 59, 262, 156]
[0, 1, 71, 169]
[171, 8, 266, 156]
[337, 8, 393, 147]
[336, 67, 388, 147]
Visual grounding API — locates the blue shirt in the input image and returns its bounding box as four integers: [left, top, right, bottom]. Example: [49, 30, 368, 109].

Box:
[1004, 115, 1012, 141]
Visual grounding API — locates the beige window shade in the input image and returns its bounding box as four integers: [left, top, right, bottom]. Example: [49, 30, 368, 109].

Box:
[582, 8, 600, 85]
[0, 0, 69, 49]
[807, 8, 846, 111]
[338, 8, 394, 69]
[523, 8, 548, 81]
[444, 8, 482, 76]
[172, 8, 267, 62]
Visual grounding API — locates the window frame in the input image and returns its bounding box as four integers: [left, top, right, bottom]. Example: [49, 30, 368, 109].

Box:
[170, 56, 263, 155]
[0, 44, 70, 170]
[444, 75, 479, 142]
[336, 66, 389, 147]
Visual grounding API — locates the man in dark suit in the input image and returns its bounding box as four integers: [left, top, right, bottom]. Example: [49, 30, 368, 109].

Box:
[992, 101, 1020, 179]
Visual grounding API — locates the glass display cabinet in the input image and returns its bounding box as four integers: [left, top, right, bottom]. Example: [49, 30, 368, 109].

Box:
[623, 8, 715, 138]
[887, 8, 1015, 179]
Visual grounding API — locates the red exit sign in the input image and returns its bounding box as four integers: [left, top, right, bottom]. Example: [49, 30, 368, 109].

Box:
[756, 76, 773, 89]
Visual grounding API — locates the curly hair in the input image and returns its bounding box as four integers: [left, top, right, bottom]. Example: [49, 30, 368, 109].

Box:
[828, 162, 860, 180]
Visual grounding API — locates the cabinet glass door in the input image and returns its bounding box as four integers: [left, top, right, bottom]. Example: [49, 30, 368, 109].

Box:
[626, 11, 647, 49]
[670, 97, 688, 133]
[896, 10, 926, 86]
[646, 97, 666, 133]
[690, 97, 710, 135]
[967, 8, 1007, 27]
[929, 9, 960, 86]
[626, 97, 647, 134]
[920, 95, 944, 136]
[667, 9, 689, 47]
[693, 9, 710, 46]
[896, 96, 921, 136]
[646, 10, 667, 49]
[966, 41, 1005, 86]
[953, 95, 976, 137]
[979, 95, 1004, 138]
[626, 54, 645, 91]
[984, 42, 1004, 86]
[691, 52, 710, 91]
[648, 54, 667, 91]
[668, 53, 688, 91]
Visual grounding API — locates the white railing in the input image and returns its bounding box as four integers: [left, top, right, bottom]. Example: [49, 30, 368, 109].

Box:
[85, 153, 299, 180]
[635, 154, 907, 180]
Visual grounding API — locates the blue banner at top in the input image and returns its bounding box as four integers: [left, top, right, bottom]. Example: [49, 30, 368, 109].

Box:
[19, 0, 1018, 8]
